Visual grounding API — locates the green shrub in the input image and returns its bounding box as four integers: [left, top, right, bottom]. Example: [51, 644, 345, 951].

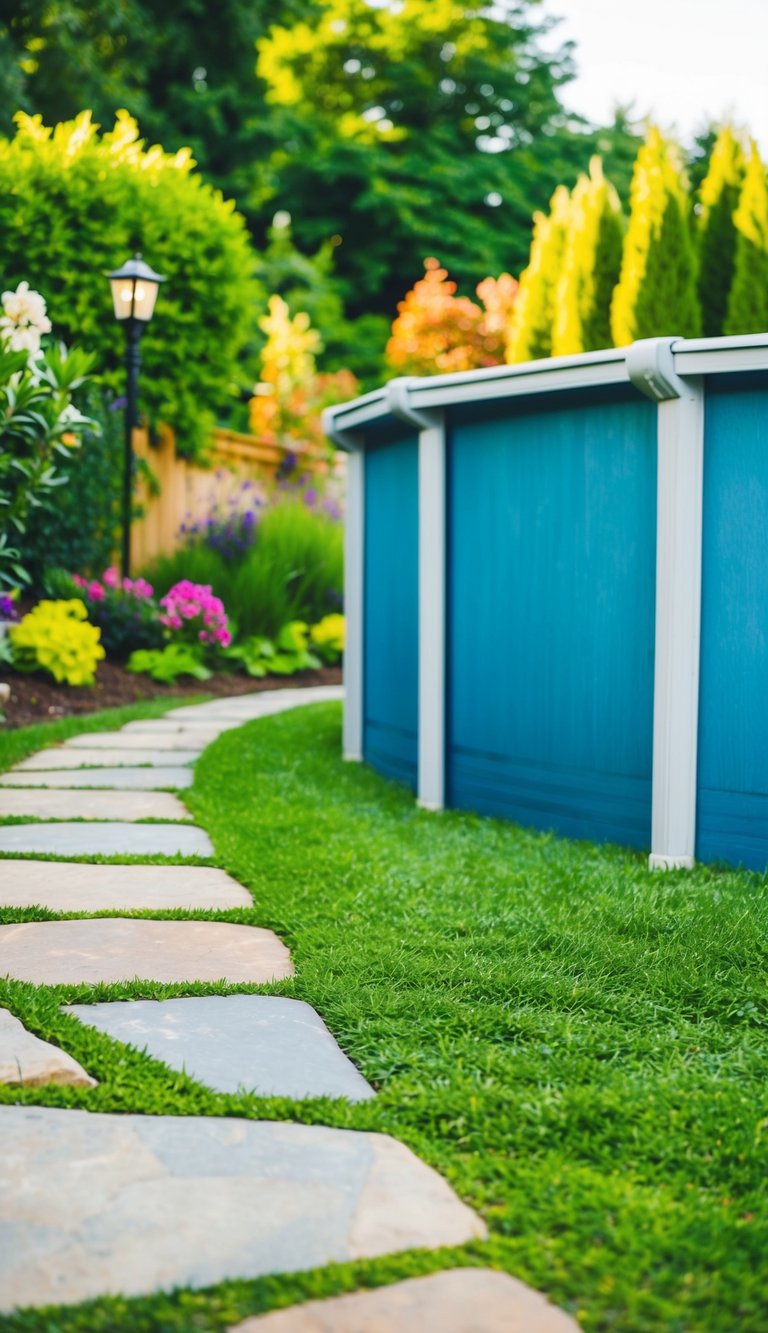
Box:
[127, 643, 212, 683]
[21, 389, 123, 589]
[143, 500, 344, 639]
[0, 111, 259, 458]
[0, 303, 94, 590]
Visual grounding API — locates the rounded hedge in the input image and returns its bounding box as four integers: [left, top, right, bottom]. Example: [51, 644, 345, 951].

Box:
[0, 111, 259, 457]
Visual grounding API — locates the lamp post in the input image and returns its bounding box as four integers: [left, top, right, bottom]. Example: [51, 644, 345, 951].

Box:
[106, 254, 165, 577]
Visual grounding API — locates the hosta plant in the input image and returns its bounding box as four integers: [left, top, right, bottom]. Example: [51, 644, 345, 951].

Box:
[127, 643, 213, 684]
[10, 599, 105, 686]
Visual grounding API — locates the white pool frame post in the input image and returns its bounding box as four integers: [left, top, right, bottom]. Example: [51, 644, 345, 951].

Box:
[387, 381, 447, 810]
[341, 446, 365, 761]
[627, 338, 705, 870]
[322, 409, 366, 761]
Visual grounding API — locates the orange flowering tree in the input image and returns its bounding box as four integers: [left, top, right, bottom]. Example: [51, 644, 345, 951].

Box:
[386, 258, 518, 376]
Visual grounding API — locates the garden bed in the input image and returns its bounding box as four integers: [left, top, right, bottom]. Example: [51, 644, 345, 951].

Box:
[1, 661, 342, 729]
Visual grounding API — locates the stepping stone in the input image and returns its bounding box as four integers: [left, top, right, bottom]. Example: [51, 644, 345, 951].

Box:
[0, 790, 191, 822]
[15, 747, 200, 769]
[165, 687, 343, 723]
[0, 767, 193, 789]
[0, 862, 251, 911]
[229, 1269, 579, 1332]
[0, 919, 293, 985]
[0, 1105, 485, 1313]
[0, 822, 212, 859]
[64, 996, 375, 1101]
[66, 731, 210, 752]
[121, 719, 241, 736]
[0, 1008, 96, 1089]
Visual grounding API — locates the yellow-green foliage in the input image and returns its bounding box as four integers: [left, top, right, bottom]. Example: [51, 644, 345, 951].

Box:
[10, 599, 105, 686]
[611, 128, 701, 345]
[310, 612, 345, 663]
[697, 126, 746, 336]
[0, 112, 258, 458]
[552, 158, 624, 356]
[724, 141, 768, 335]
[506, 185, 571, 363]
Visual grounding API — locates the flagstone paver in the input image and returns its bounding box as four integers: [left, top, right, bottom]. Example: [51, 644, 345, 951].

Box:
[64, 996, 375, 1101]
[165, 688, 343, 723]
[121, 719, 241, 736]
[15, 746, 200, 769]
[0, 861, 251, 911]
[229, 1269, 580, 1333]
[0, 1105, 485, 1313]
[0, 821, 213, 859]
[0, 1008, 96, 1088]
[0, 766, 193, 789]
[66, 731, 215, 751]
[0, 919, 293, 984]
[0, 789, 191, 821]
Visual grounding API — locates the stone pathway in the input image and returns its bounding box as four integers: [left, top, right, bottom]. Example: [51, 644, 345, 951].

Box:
[0, 821, 212, 858]
[0, 861, 251, 911]
[0, 918, 294, 985]
[64, 995, 375, 1101]
[0, 789, 191, 820]
[0, 764, 195, 788]
[0, 1008, 96, 1089]
[0, 684, 573, 1327]
[229, 1269, 580, 1332]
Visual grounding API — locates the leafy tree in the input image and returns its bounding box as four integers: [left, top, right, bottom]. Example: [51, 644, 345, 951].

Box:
[507, 185, 571, 362]
[0, 0, 643, 350]
[0, 0, 305, 204]
[611, 128, 701, 345]
[254, 0, 594, 314]
[0, 110, 258, 456]
[724, 142, 768, 335]
[386, 258, 516, 376]
[697, 126, 746, 337]
[552, 157, 623, 355]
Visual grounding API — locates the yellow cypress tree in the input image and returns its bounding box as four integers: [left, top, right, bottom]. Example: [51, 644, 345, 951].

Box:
[724, 141, 768, 335]
[697, 126, 746, 336]
[506, 185, 571, 363]
[552, 157, 624, 356]
[611, 127, 701, 345]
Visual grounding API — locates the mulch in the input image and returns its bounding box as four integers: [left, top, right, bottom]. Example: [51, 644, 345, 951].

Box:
[1, 661, 342, 730]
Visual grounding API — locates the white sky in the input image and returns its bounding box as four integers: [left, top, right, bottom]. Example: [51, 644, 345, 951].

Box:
[539, 0, 768, 152]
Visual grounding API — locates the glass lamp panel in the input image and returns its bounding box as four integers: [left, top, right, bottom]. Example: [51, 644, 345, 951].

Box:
[108, 276, 160, 322]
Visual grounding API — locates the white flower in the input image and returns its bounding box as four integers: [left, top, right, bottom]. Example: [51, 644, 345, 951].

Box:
[1, 281, 52, 335]
[2, 323, 41, 358]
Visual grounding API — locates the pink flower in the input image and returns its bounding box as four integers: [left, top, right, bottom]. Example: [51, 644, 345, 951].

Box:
[103, 566, 120, 589]
[72, 574, 87, 588]
[88, 581, 105, 601]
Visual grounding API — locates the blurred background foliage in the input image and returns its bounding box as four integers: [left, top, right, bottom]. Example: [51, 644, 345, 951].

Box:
[0, 0, 766, 451]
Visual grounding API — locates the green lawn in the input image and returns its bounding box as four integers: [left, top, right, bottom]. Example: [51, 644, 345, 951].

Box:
[2, 703, 767, 1331]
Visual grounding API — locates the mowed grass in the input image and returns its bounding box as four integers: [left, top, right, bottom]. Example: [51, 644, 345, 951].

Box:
[1, 702, 767, 1331]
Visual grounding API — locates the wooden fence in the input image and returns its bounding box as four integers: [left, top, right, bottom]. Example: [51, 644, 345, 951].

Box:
[131, 425, 340, 568]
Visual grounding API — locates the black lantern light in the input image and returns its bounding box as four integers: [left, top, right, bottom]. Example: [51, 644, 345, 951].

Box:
[106, 254, 166, 576]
